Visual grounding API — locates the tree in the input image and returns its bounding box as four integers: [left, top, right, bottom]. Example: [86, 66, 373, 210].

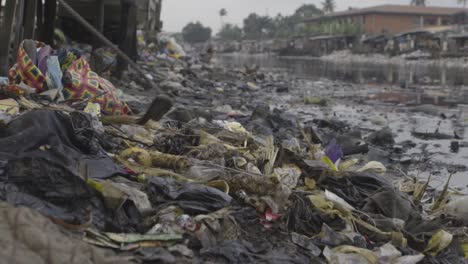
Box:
[182, 22, 212, 44]
[243, 13, 275, 39]
[273, 14, 295, 38]
[218, 23, 243, 41]
[322, 0, 336, 14]
[411, 0, 427, 6]
[294, 4, 323, 18]
[458, 0, 467, 7]
[270, 5, 324, 38]
[219, 8, 227, 26]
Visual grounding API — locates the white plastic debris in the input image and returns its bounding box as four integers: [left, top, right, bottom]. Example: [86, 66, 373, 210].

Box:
[356, 161, 387, 174]
[325, 190, 355, 211]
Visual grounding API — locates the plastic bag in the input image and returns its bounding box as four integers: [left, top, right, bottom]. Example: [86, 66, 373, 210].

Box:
[147, 177, 232, 215]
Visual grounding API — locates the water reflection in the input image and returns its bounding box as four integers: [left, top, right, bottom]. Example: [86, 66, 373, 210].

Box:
[215, 54, 468, 87]
[215, 54, 468, 106]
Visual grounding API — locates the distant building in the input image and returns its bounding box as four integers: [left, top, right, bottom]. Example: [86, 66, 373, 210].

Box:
[304, 5, 468, 35]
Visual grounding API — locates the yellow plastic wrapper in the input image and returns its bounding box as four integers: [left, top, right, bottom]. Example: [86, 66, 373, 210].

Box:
[0, 99, 19, 115]
[84, 102, 101, 117]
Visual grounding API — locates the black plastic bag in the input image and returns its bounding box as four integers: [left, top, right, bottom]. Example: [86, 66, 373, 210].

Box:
[198, 240, 318, 264]
[0, 110, 127, 179]
[0, 157, 105, 227]
[0, 110, 127, 226]
[146, 177, 232, 215]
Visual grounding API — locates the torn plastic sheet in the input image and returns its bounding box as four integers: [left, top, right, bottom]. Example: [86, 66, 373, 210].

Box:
[147, 177, 232, 215]
[0, 110, 127, 179]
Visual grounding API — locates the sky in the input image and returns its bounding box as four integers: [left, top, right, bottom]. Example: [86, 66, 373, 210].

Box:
[161, 0, 461, 33]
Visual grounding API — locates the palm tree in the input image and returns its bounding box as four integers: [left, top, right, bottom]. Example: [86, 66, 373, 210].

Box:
[410, 0, 427, 6]
[219, 8, 227, 26]
[322, 0, 336, 13]
[458, 0, 467, 7]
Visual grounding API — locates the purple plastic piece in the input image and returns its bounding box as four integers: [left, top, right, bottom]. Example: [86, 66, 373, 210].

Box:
[324, 138, 343, 164]
[37, 45, 53, 74]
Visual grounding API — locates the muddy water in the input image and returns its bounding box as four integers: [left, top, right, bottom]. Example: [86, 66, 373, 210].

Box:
[215, 54, 468, 191]
[215, 53, 468, 88]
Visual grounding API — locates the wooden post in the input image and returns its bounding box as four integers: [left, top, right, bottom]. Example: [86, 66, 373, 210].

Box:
[13, 0, 25, 57]
[43, 0, 56, 45]
[23, 0, 38, 39]
[0, 0, 18, 75]
[115, 0, 137, 78]
[95, 0, 105, 32]
[155, 0, 162, 31]
[36, 0, 44, 41]
[94, 0, 105, 47]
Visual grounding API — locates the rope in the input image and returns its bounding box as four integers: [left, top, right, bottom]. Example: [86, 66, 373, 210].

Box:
[57, 0, 162, 94]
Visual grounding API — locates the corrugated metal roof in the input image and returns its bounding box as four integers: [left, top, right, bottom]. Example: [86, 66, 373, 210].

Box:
[305, 5, 468, 22]
[394, 29, 431, 37]
[448, 33, 468, 39]
[362, 34, 389, 43]
[308, 35, 352, 40]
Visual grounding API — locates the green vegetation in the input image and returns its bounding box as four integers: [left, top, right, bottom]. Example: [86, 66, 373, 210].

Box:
[182, 22, 212, 44]
[217, 23, 243, 41]
[235, 4, 324, 40]
[302, 21, 362, 36]
[243, 13, 276, 39]
[322, 0, 336, 13]
[410, 0, 427, 6]
[214, 3, 360, 42]
[273, 4, 323, 38]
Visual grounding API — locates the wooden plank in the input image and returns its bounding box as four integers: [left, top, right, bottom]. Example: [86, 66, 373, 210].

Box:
[0, 0, 18, 75]
[23, 0, 38, 39]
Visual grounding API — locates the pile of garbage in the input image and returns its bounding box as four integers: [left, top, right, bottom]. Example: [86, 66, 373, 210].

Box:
[0, 38, 467, 264]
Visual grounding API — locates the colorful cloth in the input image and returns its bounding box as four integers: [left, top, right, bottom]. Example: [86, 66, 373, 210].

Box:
[63, 58, 131, 115]
[9, 41, 47, 93]
[8, 40, 131, 115]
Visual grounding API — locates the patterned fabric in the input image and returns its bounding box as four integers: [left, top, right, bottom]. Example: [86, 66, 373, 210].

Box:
[59, 49, 79, 71]
[63, 58, 131, 115]
[8, 41, 47, 93]
[8, 40, 131, 116]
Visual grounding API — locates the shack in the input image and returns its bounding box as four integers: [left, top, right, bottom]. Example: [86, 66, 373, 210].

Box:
[240, 40, 259, 54]
[447, 33, 468, 56]
[58, 0, 163, 45]
[58, 0, 163, 63]
[393, 29, 434, 54]
[278, 35, 356, 57]
[0, 0, 163, 75]
[356, 34, 390, 54]
[304, 35, 356, 57]
[277, 36, 306, 56]
[271, 38, 289, 53]
[213, 40, 241, 53]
